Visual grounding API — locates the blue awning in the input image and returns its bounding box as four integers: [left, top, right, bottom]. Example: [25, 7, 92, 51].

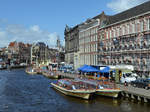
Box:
[82, 65, 100, 72]
[100, 66, 110, 73]
[78, 65, 88, 71]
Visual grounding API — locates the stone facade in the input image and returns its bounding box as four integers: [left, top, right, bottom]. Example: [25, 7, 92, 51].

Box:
[31, 42, 48, 65]
[79, 12, 109, 66]
[64, 25, 79, 65]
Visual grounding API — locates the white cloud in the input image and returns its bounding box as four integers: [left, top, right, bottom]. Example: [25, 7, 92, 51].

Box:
[107, 0, 149, 13]
[30, 25, 40, 32]
[0, 22, 60, 48]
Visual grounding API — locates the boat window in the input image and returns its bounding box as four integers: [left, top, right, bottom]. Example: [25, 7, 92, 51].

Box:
[72, 85, 76, 90]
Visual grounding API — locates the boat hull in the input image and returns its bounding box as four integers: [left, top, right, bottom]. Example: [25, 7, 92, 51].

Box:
[96, 89, 121, 98]
[51, 83, 95, 100]
[42, 72, 59, 79]
[25, 70, 37, 75]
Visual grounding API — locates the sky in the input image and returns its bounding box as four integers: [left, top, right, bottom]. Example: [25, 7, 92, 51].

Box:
[0, 0, 149, 47]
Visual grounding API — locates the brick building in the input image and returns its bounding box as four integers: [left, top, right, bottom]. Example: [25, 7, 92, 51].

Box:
[8, 41, 31, 64]
[79, 12, 109, 66]
[98, 1, 150, 77]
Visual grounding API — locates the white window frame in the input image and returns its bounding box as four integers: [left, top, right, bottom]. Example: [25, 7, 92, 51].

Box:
[128, 24, 130, 34]
[140, 20, 144, 32]
[106, 31, 108, 39]
[132, 23, 135, 33]
[122, 26, 125, 35]
[110, 30, 111, 38]
[149, 18, 150, 30]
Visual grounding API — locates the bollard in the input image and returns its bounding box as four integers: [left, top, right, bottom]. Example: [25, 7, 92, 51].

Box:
[143, 97, 148, 103]
[126, 93, 129, 98]
[121, 92, 124, 96]
[137, 96, 141, 101]
[131, 94, 135, 99]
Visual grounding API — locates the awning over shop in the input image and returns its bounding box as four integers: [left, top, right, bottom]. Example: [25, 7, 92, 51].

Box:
[82, 66, 100, 72]
[78, 65, 88, 71]
[78, 65, 100, 72]
[99, 66, 110, 73]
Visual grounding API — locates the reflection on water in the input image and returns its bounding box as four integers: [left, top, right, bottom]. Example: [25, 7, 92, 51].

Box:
[0, 69, 149, 112]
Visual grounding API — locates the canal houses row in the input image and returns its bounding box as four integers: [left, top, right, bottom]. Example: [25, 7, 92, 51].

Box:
[64, 1, 150, 78]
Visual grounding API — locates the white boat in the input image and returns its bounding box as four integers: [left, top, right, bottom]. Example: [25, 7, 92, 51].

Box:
[75, 78, 121, 98]
[42, 71, 59, 79]
[25, 68, 37, 75]
[51, 79, 95, 100]
[96, 88, 122, 98]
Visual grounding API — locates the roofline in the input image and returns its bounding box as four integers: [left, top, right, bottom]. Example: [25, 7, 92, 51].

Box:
[99, 11, 150, 30]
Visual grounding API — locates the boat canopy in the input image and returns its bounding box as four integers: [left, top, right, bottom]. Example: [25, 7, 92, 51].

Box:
[75, 78, 98, 86]
[99, 66, 110, 73]
[58, 79, 72, 85]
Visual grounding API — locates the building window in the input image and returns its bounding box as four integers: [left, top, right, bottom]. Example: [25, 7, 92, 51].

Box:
[128, 24, 130, 34]
[117, 28, 119, 37]
[135, 23, 137, 33]
[106, 31, 108, 39]
[140, 21, 144, 32]
[96, 44, 97, 52]
[115, 28, 117, 37]
[122, 26, 125, 35]
[110, 30, 111, 38]
[132, 23, 135, 33]
[149, 18, 150, 30]
[95, 35, 97, 41]
[96, 28, 98, 34]
[119, 28, 122, 36]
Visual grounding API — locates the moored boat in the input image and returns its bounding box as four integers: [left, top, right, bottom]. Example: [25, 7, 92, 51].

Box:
[96, 88, 121, 98]
[25, 67, 37, 75]
[96, 81, 121, 98]
[75, 78, 121, 98]
[42, 71, 59, 79]
[51, 79, 95, 100]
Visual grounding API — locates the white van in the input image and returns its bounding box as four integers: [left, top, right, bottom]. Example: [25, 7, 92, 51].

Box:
[121, 72, 137, 83]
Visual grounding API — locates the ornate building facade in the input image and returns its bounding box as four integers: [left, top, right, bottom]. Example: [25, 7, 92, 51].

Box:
[79, 12, 109, 66]
[98, 1, 150, 77]
[64, 25, 80, 66]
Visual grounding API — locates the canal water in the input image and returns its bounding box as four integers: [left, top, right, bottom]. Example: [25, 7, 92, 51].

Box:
[0, 69, 149, 112]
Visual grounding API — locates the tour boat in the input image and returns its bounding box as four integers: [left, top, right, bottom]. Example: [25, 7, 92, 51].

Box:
[96, 87, 121, 98]
[42, 71, 59, 79]
[25, 68, 37, 75]
[51, 79, 95, 100]
[75, 78, 121, 98]
[95, 81, 121, 98]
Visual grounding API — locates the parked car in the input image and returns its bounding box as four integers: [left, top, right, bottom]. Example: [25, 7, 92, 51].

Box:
[131, 78, 150, 90]
[120, 72, 137, 83]
[67, 69, 75, 74]
[20, 63, 27, 66]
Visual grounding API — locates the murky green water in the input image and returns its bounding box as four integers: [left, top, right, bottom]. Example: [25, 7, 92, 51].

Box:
[0, 69, 149, 112]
